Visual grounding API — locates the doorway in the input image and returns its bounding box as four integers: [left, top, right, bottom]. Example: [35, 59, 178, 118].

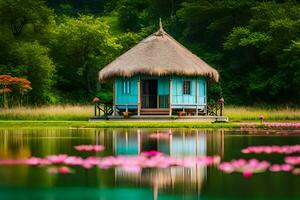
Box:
[141, 80, 158, 108]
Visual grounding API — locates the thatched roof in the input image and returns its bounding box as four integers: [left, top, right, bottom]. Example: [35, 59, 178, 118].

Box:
[99, 22, 219, 82]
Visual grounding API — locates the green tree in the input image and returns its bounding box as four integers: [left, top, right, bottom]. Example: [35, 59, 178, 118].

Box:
[223, 1, 300, 103]
[116, 0, 150, 32]
[0, 0, 53, 37]
[11, 41, 55, 104]
[50, 15, 121, 101]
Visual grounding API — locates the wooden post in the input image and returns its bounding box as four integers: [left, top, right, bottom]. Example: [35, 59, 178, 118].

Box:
[220, 104, 223, 116]
[195, 79, 198, 116]
[205, 80, 207, 115]
[169, 78, 172, 116]
[137, 78, 141, 116]
[113, 79, 116, 116]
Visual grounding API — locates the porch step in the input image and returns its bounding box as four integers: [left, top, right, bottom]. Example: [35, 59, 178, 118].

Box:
[140, 108, 169, 115]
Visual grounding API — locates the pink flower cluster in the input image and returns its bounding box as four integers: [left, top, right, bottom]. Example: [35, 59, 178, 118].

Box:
[4, 143, 300, 178]
[240, 122, 300, 128]
[269, 164, 293, 172]
[241, 145, 300, 154]
[140, 150, 162, 157]
[0, 152, 220, 174]
[148, 133, 171, 139]
[47, 166, 71, 174]
[285, 156, 300, 165]
[264, 122, 300, 128]
[218, 159, 270, 177]
[74, 145, 105, 152]
[218, 157, 297, 177]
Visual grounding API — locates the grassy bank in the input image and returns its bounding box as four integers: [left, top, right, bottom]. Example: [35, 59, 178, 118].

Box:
[0, 120, 240, 129]
[0, 105, 300, 122]
[0, 105, 92, 121]
[224, 106, 300, 121]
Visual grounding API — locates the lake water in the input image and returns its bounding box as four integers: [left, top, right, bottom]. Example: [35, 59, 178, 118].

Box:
[0, 128, 300, 200]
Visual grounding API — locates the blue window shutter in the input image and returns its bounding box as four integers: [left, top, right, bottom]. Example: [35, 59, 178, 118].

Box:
[122, 80, 131, 94]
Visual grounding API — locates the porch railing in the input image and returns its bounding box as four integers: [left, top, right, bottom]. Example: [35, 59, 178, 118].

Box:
[94, 101, 114, 118]
[93, 99, 223, 117]
[141, 95, 169, 108]
[159, 95, 169, 108]
[171, 102, 223, 116]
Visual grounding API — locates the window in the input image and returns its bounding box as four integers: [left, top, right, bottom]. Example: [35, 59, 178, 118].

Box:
[122, 80, 131, 94]
[183, 80, 191, 95]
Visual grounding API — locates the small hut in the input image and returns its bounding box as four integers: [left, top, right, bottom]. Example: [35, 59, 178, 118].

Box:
[99, 21, 219, 117]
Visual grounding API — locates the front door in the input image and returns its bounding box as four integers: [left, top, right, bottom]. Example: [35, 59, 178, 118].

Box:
[141, 80, 158, 108]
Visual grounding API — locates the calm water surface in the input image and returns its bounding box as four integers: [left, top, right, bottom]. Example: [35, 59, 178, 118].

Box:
[0, 128, 300, 200]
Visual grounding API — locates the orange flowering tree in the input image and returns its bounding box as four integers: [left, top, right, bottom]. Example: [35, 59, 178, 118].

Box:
[0, 75, 32, 108]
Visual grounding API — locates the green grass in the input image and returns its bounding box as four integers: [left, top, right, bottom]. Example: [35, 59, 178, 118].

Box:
[0, 105, 300, 123]
[0, 105, 92, 121]
[224, 106, 300, 121]
[0, 120, 240, 129]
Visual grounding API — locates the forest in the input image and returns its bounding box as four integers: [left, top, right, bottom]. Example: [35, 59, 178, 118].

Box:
[0, 0, 300, 106]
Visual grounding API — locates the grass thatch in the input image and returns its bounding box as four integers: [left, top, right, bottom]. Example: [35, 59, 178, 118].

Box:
[99, 27, 219, 81]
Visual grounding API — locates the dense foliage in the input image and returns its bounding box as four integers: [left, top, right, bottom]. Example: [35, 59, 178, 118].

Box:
[0, 0, 299, 105]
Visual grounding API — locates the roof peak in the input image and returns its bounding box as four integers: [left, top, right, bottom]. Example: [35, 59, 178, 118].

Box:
[155, 18, 165, 36]
[159, 18, 163, 31]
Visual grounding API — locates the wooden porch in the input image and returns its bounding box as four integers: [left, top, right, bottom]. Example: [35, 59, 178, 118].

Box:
[90, 114, 228, 122]
[91, 100, 227, 122]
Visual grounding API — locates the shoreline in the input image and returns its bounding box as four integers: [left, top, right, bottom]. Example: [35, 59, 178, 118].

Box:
[0, 120, 239, 128]
[0, 120, 299, 129]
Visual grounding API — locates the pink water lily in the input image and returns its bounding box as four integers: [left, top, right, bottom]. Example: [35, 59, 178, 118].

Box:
[0, 153, 220, 175]
[149, 133, 171, 139]
[240, 122, 300, 128]
[141, 150, 162, 157]
[243, 170, 253, 178]
[241, 145, 300, 154]
[218, 159, 270, 176]
[7, 140, 300, 178]
[74, 145, 105, 152]
[120, 165, 141, 173]
[58, 166, 71, 174]
[269, 164, 293, 172]
[47, 154, 68, 164]
[284, 156, 300, 166]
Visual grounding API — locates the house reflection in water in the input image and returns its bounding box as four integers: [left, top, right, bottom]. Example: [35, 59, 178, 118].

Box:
[112, 129, 224, 199]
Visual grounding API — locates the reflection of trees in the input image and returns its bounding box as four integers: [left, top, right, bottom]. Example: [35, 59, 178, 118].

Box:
[0, 128, 102, 188]
[0, 129, 31, 159]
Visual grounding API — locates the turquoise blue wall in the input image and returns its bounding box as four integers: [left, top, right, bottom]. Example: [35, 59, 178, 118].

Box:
[198, 78, 206, 106]
[171, 76, 206, 108]
[157, 78, 169, 95]
[114, 76, 206, 109]
[115, 77, 138, 109]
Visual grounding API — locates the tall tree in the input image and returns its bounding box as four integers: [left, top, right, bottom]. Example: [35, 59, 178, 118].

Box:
[50, 15, 121, 100]
[0, 0, 53, 37]
[11, 41, 55, 104]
